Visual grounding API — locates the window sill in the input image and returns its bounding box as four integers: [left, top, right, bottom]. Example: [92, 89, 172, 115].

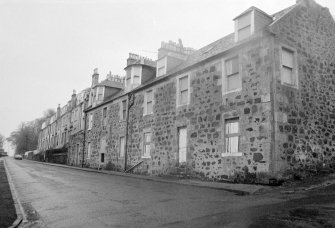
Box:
[143, 113, 153, 116]
[222, 88, 242, 96]
[281, 82, 298, 89]
[176, 103, 189, 108]
[221, 152, 243, 157]
[141, 156, 151, 159]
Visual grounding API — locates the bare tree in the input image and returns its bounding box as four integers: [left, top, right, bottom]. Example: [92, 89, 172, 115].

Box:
[7, 109, 56, 154]
[0, 133, 4, 148]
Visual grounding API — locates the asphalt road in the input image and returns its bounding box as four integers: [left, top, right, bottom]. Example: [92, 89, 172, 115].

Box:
[5, 158, 285, 228]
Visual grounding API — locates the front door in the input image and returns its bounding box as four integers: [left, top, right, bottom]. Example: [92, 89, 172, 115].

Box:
[178, 127, 187, 165]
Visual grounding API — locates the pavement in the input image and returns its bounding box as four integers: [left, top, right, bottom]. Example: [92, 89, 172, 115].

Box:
[5, 157, 285, 228]
[24, 159, 271, 195]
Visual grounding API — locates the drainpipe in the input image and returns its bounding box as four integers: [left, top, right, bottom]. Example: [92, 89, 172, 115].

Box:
[270, 35, 277, 175]
[82, 112, 87, 168]
[124, 92, 134, 171]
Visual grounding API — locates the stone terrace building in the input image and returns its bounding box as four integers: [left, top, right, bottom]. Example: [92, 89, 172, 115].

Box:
[39, 0, 335, 182]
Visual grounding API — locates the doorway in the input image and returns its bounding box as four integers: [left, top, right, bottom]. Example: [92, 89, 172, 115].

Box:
[178, 127, 187, 166]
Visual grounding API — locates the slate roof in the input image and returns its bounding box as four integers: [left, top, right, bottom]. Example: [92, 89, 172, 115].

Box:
[96, 79, 124, 89]
[233, 6, 272, 20]
[269, 4, 298, 27]
[172, 4, 299, 75]
[171, 33, 235, 74]
[86, 2, 301, 111]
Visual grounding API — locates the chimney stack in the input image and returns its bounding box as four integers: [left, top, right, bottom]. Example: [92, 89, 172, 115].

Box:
[71, 90, 77, 108]
[92, 68, 99, 87]
[57, 104, 61, 118]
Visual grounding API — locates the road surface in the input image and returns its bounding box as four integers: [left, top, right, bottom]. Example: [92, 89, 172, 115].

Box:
[5, 158, 288, 228]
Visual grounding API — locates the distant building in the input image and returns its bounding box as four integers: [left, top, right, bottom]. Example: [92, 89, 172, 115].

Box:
[0, 140, 7, 157]
[39, 0, 335, 183]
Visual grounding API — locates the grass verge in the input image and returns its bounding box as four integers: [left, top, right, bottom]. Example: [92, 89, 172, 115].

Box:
[0, 160, 16, 227]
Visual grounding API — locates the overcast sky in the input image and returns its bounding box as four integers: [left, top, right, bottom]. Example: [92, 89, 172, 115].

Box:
[1, 0, 334, 154]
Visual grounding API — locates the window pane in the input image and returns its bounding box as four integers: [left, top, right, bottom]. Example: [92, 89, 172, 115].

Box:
[146, 90, 153, 101]
[238, 12, 251, 29]
[226, 121, 239, 134]
[282, 48, 294, 68]
[147, 101, 153, 114]
[157, 67, 165, 77]
[133, 75, 140, 84]
[179, 76, 188, 91]
[132, 66, 141, 77]
[180, 90, 188, 105]
[123, 110, 126, 120]
[226, 136, 239, 153]
[225, 57, 239, 76]
[120, 137, 125, 157]
[144, 145, 150, 157]
[122, 100, 127, 111]
[145, 133, 151, 143]
[282, 66, 294, 84]
[88, 143, 91, 158]
[89, 115, 93, 129]
[238, 26, 251, 41]
[227, 74, 241, 91]
[103, 108, 107, 118]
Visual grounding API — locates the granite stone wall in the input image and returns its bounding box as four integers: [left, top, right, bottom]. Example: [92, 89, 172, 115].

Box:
[124, 35, 276, 181]
[80, 0, 335, 182]
[271, 1, 335, 176]
[85, 100, 127, 170]
[68, 131, 84, 166]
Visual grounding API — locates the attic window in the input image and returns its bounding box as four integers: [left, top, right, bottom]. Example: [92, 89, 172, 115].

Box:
[156, 56, 167, 77]
[237, 12, 252, 41]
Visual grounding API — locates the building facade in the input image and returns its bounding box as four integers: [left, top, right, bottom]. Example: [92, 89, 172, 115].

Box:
[38, 0, 335, 182]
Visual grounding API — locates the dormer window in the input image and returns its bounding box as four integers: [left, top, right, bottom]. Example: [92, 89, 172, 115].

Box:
[133, 75, 140, 84]
[235, 11, 252, 42]
[96, 87, 104, 101]
[132, 66, 142, 85]
[237, 12, 251, 41]
[156, 56, 167, 77]
[234, 7, 273, 42]
[126, 76, 131, 87]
